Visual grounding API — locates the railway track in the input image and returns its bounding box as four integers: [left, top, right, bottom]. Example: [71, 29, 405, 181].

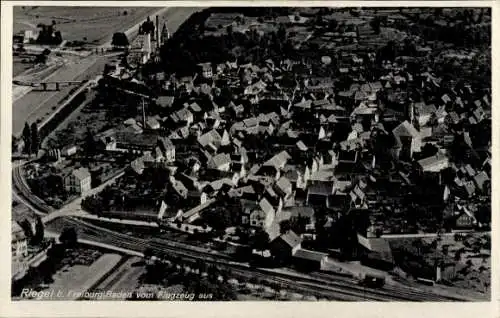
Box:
[51, 217, 465, 301]
[12, 165, 53, 213]
[310, 272, 455, 301]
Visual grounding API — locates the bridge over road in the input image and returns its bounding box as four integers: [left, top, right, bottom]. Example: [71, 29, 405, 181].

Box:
[13, 80, 85, 91]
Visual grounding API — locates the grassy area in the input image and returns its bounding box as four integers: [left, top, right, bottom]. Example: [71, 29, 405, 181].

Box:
[12, 199, 37, 223]
[13, 60, 33, 77]
[14, 7, 162, 44]
[44, 252, 122, 299]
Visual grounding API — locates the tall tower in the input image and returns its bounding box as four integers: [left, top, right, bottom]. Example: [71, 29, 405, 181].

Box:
[156, 15, 161, 48]
[161, 21, 170, 44]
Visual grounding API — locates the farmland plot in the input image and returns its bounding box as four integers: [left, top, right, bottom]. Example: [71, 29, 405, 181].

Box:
[14, 7, 162, 44]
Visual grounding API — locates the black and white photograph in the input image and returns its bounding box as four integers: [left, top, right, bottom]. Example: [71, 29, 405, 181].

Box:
[8, 4, 493, 304]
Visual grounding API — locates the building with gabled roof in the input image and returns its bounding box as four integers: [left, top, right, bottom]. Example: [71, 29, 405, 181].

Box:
[357, 234, 394, 270]
[417, 152, 449, 173]
[208, 153, 232, 172]
[270, 230, 302, 264]
[64, 167, 91, 194]
[275, 176, 293, 199]
[392, 120, 421, 159]
[249, 198, 275, 229]
[263, 151, 291, 170]
[158, 137, 175, 163]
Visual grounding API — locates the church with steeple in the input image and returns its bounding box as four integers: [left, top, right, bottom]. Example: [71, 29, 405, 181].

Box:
[161, 21, 170, 44]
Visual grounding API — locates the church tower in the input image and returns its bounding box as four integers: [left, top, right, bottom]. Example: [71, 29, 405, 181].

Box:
[161, 21, 170, 44]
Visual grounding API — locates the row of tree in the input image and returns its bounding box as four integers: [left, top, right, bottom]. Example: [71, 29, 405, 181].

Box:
[21, 122, 40, 156]
[36, 22, 63, 45]
[18, 215, 45, 246]
[141, 254, 237, 300]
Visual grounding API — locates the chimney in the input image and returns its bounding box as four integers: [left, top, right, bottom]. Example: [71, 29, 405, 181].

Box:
[156, 15, 160, 48]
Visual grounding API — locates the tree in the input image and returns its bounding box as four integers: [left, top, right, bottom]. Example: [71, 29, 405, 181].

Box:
[328, 19, 338, 31]
[111, 32, 129, 47]
[441, 244, 449, 256]
[141, 17, 155, 36]
[370, 17, 381, 34]
[59, 227, 78, 247]
[19, 219, 34, 239]
[472, 245, 481, 254]
[22, 122, 31, 155]
[84, 128, 96, 157]
[144, 247, 155, 258]
[279, 220, 291, 234]
[30, 122, 39, 155]
[32, 215, 45, 245]
[277, 23, 287, 41]
[434, 8, 443, 18]
[53, 31, 63, 44]
[251, 229, 270, 251]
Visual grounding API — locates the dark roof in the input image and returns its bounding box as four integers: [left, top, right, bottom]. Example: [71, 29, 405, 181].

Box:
[282, 206, 315, 220]
[116, 132, 158, 147]
[308, 183, 334, 196]
[293, 248, 328, 262]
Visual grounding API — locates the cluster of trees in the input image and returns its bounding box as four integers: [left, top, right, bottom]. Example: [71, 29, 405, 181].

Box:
[59, 227, 78, 247]
[22, 122, 40, 156]
[202, 203, 241, 238]
[34, 48, 51, 64]
[140, 255, 236, 300]
[36, 21, 63, 45]
[158, 9, 295, 76]
[81, 194, 104, 215]
[402, 9, 491, 49]
[111, 32, 129, 48]
[279, 216, 310, 235]
[11, 227, 78, 297]
[390, 239, 440, 280]
[18, 216, 45, 246]
[139, 16, 155, 38]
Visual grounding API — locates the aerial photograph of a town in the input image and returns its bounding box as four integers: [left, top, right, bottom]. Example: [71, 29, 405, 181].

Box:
[11, 6, 491, 301]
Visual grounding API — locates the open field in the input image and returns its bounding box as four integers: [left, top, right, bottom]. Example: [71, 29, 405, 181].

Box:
[40, 253, 123, 300]
[12, 197, 37, 223]
[13, 61, 33, 77]
[14, 7, 162, 44]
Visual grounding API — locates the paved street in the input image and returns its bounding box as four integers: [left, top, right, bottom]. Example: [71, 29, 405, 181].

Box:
[42, 171, 125, 223]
